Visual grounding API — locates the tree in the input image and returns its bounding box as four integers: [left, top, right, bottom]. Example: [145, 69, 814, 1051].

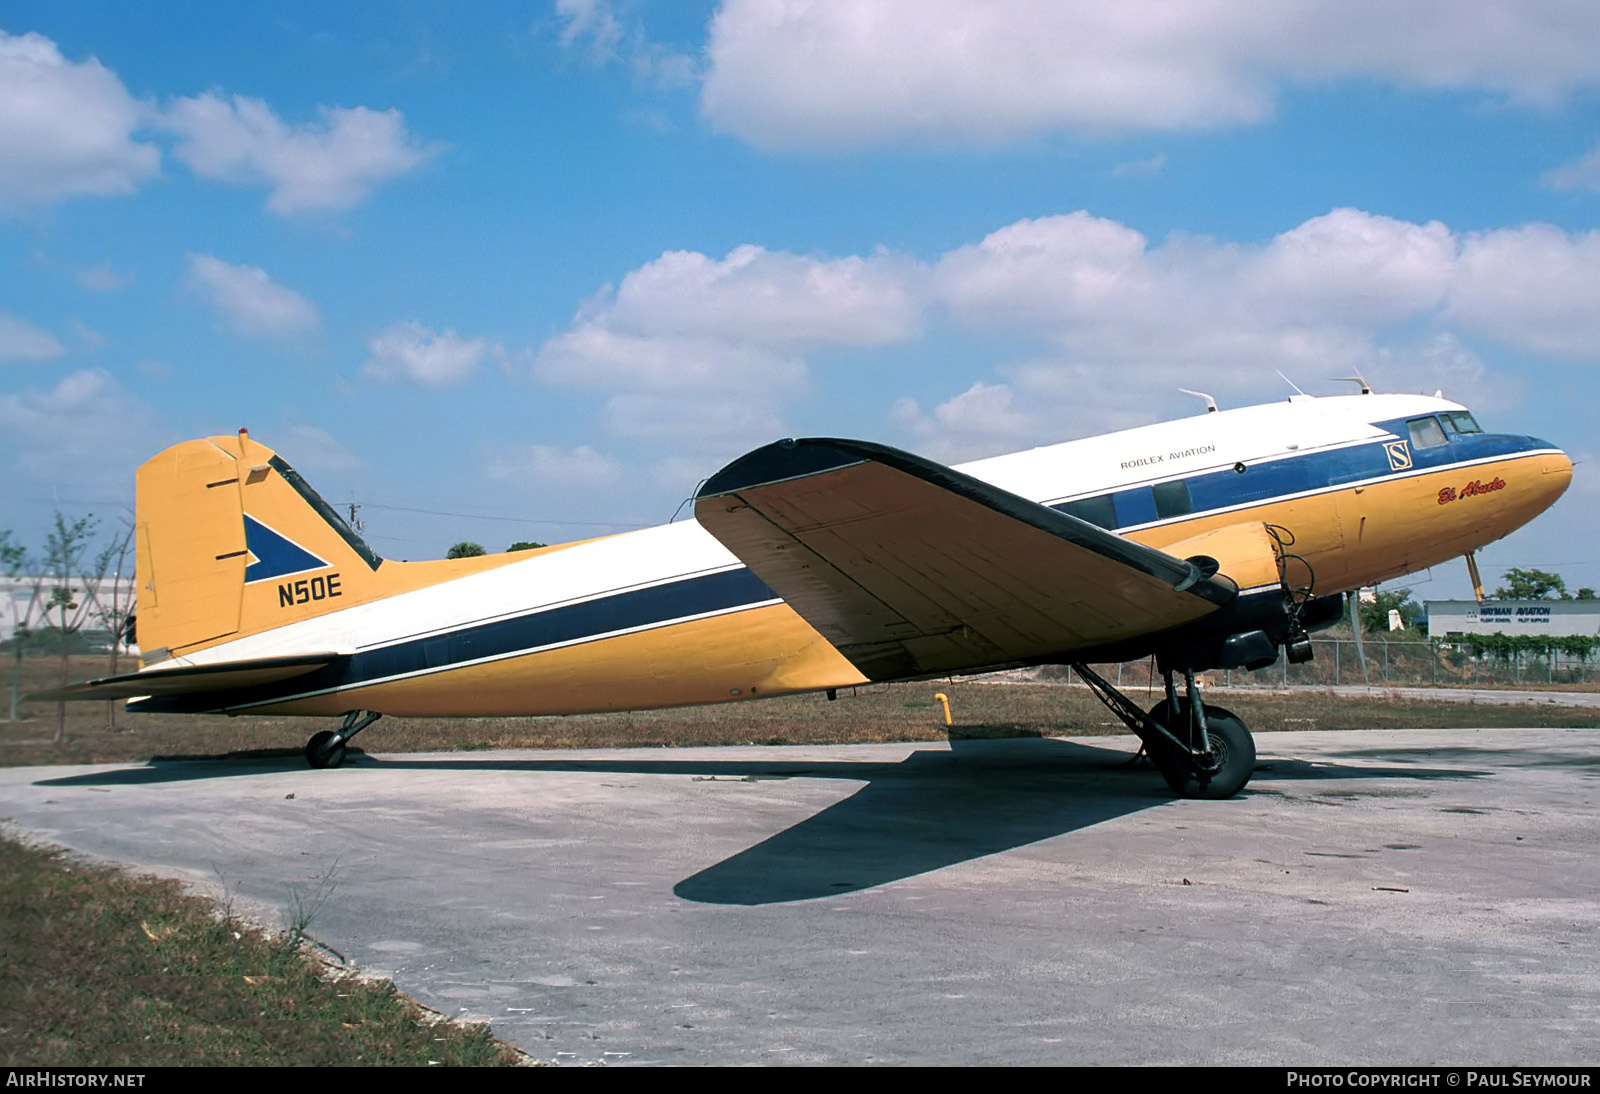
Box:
[1577, 588, 1597, 601]
[1, 529, 41, 723]
[41, 513, 104, 744]
[446, 541, 486, 559]
[89, 519, 135, 730]
[507, 541, 547, 552]
[1359, 588, 1423, 632]
[1492, 567, 1568, 600]
[0, 530, 20, 575]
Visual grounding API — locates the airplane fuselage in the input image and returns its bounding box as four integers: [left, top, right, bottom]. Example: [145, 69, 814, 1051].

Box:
[133, 393, 1570, 718]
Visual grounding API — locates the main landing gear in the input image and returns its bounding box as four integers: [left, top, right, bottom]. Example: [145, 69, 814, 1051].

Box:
[305, 709, 381, 769]
[1072, 663, 1256, 799]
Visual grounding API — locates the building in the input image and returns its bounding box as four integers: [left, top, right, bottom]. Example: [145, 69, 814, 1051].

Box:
[1, 575, 137, 647]
[1427, 599, 1600, 638]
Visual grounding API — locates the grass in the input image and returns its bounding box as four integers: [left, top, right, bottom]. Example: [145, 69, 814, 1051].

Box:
[0, 832, 524, 1067]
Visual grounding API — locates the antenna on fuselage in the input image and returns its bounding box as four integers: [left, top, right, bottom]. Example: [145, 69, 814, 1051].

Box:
[1333, 372, 1373, 395]
[1275, 370, 1308, 397]
[1178, 388, 1218, 413]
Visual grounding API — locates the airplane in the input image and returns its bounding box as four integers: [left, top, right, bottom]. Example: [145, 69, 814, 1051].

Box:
[37, 388, 1572, 799]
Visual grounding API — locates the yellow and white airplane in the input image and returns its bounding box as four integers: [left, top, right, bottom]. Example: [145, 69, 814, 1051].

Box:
[42, 389, 1571, 798]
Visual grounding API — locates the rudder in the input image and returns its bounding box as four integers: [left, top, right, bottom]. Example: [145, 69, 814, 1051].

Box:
[135, 430, 383, 663]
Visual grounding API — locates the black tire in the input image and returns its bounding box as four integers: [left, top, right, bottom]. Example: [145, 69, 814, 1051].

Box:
[305, 730, 347, 770]
[1144, 700, 1255, 799]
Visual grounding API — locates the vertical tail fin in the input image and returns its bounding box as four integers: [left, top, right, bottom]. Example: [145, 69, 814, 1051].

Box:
[135, 430, 383, 662]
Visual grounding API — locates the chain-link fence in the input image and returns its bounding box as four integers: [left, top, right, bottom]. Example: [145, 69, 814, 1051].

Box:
[1097, 636, 1599, 690]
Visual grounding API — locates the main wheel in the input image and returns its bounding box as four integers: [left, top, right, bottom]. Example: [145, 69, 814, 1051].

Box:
[305, 730, 347, 770]
[1144, 700, 1255, 799]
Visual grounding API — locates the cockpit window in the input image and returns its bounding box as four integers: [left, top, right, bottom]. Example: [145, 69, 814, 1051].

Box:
[1407, 416, 1448, 449]
[1444, 411, 1482, 434]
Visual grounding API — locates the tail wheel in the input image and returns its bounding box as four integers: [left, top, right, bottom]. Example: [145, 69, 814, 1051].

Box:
[1145, 700, 1255, 800]
[305, 730, 347, 769]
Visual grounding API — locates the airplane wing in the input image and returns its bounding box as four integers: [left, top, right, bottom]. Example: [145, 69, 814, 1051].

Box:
[27, 652, 345, 702]
[694, 438, 1239, 680]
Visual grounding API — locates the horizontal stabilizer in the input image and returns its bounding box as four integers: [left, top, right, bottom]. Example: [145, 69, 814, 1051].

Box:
[695, 438, 1238, 680]
[28, 653, 345, 702]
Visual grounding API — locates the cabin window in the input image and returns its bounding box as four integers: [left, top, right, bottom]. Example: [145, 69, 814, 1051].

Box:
[1406, 416, 1447, 449]
[1444, 411, 1482, 434]
[1152, 479, 1192, 520]
[1059, 494, 1116, 529]
[1113, 488, 1157, 527]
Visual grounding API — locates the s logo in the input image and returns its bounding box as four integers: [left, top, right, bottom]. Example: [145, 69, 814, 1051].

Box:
[1384, 441, 1412, 471]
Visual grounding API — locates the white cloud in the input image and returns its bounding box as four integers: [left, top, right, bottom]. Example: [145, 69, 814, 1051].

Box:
[1245, 209, 1456, 324]
[539, 327, 806, 395]
[76, 261, 127, 292]
[556, 0, 626, 57]
[532, 208, 1600, 473]
[69, 320, 106, 352]
[702, 0, 1600, 149]
[0, 29, 435, 214]
[1368, 333, 1497, 407]
[554, 0, 699, 89]
[601, 245, 922, 349]
[935, 211, 1152, 328]
[0, 30, 160, 210]
[280, 424, 361, 473]
[486, 443, 624, 491]
[1449, 224, 1600, 358]
[1110, 152, 1167, 179]
[930, 208, 1522, 374]
[0, 368, 164, 488]
[0, 312, 64, 361]
[899, 207, 1600, 458]
[536, 243, 921, 455]
[600, 392, 787, 452]
[162, 93, 438, 214]
[1544, 145, 1600, 192]
[361, 321, 494, 387]
[184, 254, 320, 340]
[896, 362, 1271, 465]
[891, 382, 1043, 463]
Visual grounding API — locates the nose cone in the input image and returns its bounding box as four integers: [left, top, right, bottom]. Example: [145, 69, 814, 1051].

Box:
[1533, 445, 1573, 512]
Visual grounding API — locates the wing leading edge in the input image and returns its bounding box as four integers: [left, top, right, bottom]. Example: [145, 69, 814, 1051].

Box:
[694, 438, 1238, 681]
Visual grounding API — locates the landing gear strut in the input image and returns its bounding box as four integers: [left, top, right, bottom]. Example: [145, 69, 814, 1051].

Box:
[1072, 663, 1256, 799]
[305, 709, 381, 769]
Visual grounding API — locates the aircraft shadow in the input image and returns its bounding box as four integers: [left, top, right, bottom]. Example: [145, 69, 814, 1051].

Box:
[658, 742, 1489, 906]
[671, 738, 1164, 904]
[30, 738, 1490, 906]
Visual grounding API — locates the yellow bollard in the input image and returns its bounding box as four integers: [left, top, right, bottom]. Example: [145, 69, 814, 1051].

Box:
[934, 692, 952, 727]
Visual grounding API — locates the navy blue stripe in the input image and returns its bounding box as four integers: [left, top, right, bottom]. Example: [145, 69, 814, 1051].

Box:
[1055, 429, 1548, 531]
[129, 567, 777, 713]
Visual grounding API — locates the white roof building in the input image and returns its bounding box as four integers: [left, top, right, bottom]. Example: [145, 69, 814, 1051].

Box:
[1427, 599, 1600, 637]
[1, 575, 137, 645]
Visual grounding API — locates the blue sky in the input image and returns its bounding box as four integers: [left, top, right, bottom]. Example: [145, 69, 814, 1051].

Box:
[3, 0, 1599, 599]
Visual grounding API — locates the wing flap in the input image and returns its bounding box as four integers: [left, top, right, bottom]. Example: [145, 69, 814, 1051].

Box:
[28, 653, 344, 702]
[695, 439, 1237, 679]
